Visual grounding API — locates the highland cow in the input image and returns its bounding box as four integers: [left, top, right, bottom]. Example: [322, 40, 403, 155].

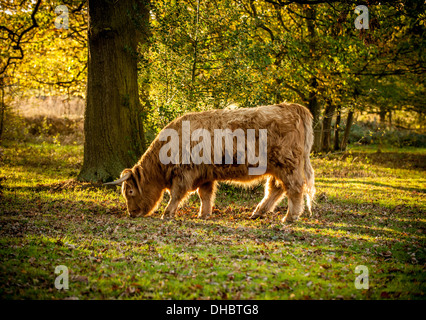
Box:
[105, 102, 315, 223]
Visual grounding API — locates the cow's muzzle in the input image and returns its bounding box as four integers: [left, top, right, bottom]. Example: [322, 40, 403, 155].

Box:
[128, 209, 143, 218]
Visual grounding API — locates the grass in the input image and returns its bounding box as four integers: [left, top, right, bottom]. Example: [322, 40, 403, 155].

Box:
[0, 140, 425, 300]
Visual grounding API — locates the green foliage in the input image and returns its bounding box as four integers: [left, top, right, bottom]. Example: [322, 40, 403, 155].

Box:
[2, 110, 83, 145]
[1, 1, 424, 150]
[141, 1, 425, 145]
[348, 121, 426, 148]
[1, 0, 87, 97]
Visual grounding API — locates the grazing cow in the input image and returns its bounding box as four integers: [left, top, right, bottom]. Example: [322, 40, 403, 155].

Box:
[105, 102, 315, 223]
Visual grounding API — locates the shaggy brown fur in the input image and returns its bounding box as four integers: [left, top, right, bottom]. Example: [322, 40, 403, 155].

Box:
[110, 102, 315, 223]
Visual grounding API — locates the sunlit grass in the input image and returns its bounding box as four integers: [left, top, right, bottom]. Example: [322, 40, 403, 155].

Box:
[0, 140, 425, 299]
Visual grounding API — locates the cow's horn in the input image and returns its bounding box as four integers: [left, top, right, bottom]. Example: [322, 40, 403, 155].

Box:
[103, 172, 132, 185]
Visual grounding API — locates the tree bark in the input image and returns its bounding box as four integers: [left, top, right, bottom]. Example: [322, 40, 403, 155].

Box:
[0, 82, 4, 141]
[78, 0, 150, 182]
[321, 101, 336, 152]
[305, 7, 321, 152]
[340, 110, 354, 151]
[379, 107, 387, 125]
[334, 105, 341, 151]
[308, 77, 321, 152]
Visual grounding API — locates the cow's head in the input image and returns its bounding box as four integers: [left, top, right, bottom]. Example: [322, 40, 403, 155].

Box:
[104, 167, 163, 218]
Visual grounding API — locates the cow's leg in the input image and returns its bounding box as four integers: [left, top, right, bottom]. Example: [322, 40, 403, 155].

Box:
[197, 181, 216, 219]
[250, 177, 285, 219]
[281, 167, 305, 223]
[272, 157, 306, 224]
[161, 183, 188, 220]
[282, 189, 304, 223]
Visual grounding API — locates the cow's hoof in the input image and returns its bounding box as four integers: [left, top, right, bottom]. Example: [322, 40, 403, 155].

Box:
[249, 212, 262, 219]
[161, 214, 174, 220]
[250, 209, 267, 219]
[281, 214, 297, 224]
[198, 209, 212, 219]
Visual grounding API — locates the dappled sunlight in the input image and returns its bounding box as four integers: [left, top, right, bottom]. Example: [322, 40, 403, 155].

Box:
[316, 177, 425, 210]
[1, 140, 425, 299]
[1, 0, 425, 301]
[295, 219, 425, 245]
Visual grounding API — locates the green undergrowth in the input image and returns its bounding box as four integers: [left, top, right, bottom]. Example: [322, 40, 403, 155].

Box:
[0, 141, 425, 299]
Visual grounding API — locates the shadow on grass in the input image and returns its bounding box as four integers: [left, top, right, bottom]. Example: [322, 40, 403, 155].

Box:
[2, 175, 424, 268]
[0, 183, 125, 220]
[1, 141, 82, 179]
[2, 179, 111, 194]
[324, 151, 426, 171]
[317, 178, 426, 194]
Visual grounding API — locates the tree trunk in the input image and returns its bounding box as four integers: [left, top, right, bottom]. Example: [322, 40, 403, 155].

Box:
[379, 107, 386, 125]
[334, 105, 341, 151]
[78, 0, 150, 182]
[0, 82, 4, 141]
[308, 77, 321, 152]
[340, 110, 354, 151]
[321, 101, 336, 152]
[305, 7, 321, 152]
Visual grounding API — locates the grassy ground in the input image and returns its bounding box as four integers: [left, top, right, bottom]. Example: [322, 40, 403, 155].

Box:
[0, 140, 425, 300]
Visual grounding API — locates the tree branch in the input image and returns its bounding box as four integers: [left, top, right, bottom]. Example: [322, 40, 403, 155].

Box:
[264, 0, 360, 6]
[0, 0, 42, 75]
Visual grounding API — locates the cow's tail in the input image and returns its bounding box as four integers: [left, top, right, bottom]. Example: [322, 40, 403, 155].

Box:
[298, 104, 316, 215]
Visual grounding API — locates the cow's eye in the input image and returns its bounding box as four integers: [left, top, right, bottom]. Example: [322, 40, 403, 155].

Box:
[128, 189, 134, 195]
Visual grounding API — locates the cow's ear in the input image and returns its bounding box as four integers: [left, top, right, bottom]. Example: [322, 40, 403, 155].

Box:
[137, 166, 146, 182]
[132, 166, 143, 195]
[104, 172, 132, 185]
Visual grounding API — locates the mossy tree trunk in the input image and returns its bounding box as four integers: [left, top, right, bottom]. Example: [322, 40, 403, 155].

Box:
[0, 82, 5, 141]
[321, 100, 336, 152]
[78, 0, 150, 182]
[305, 7, 321, 152]
[333, 105, 341, 151]
[340, 110, 354, 151]
[307, 77, 321, 152]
